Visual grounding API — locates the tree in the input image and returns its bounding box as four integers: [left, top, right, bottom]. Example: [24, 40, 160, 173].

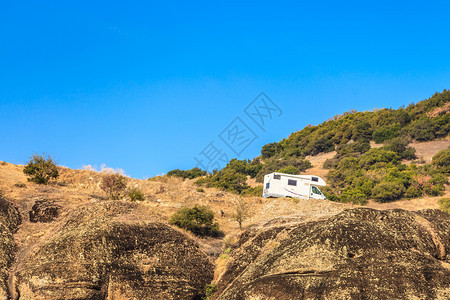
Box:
[23, 153, 59, 184]
[232, 198, 248, 230]
[100, 173, 128, 200]
[169, 205, 222, 237]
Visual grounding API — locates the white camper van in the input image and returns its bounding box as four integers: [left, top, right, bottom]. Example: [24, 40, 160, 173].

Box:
[263, 172, 326, 199]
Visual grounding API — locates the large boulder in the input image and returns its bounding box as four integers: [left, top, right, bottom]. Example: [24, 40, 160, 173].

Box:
[215, 208, 450, 300]
[15, 201, 214, 299]
[0, 196, 21, 299]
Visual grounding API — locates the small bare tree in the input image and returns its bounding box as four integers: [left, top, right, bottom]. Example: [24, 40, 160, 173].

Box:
[100, 173, 127, 200]
[232, 197, 248, 231]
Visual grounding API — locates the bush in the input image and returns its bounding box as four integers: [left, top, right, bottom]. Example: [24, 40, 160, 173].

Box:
[241, 186, 263, 197]
[408, 117, 435, 141]
[359, 148, 399, 169]
[202, 284, 217, 300]
[208, 169, 249, 194]
[405, 184, 422, 199]
[384, 137, 416, 160]
[261, 142, 279, 158]
[23, 153, 59, 184]
[128, 187, 144, 201]
[277, 165, 299, 175]
[167, 167, 207, 180]
[438, 198, 450, 213]
[196, 187, 205, 193]
[100, 173, 128, 200]
[372, 125, 400, 143]
[169, 205, 222, 237]
[372, 181, 406, 203]
[340, 188, 368, 205]
[14, 182, 26, 188]
[432, 148, 450, 175]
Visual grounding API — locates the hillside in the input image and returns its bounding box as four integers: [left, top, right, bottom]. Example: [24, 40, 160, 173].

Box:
[0, 90, 449, 299]
[189, 90, 449, 206]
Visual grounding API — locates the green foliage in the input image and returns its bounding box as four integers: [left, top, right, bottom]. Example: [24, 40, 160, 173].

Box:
[14, 182, 26, 188]
[241, 186, 263, 196]
[261, 142, 280, 158]
[202, 284, 217, 300]
[260, 90, 449, 158]
[208, 168, 249, 194]
[372, 181, 406, 203]
[383, 137, 416, 160]
[372, 124, 401, 143]
[169, 205, 222, 237]
[196, 187, 205, 193]
[167, 167, 207, 180]
[255, 158, 312, 182]
[359, 148, 399, 169]
[432, 148, 450, 175]
[277, 165, 299, 175]
[23, 153, 59, 184]
[438, 198, 450, 213]
[340, 188, 368, 205]
[408, 117, 435, 141]
[100, 173, 128, 200]
[127, 187, 144, 201]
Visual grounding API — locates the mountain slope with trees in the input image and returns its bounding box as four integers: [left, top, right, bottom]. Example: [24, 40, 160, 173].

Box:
[171, 90, 450, 203]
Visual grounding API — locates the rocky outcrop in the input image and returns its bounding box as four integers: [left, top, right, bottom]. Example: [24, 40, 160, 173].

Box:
[0, 196, 21, 299]
[14, 201, 214, 299]
[29, 199, 61, 223]
[215, 208, 450, 300]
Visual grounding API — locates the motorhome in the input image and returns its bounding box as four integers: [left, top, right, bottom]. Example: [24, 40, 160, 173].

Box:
[263, 172, 326, 199]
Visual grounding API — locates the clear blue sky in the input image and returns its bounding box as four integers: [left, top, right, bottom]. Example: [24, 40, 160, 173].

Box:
[1, 1, 449, 178]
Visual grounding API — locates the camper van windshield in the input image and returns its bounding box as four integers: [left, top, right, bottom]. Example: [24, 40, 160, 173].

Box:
[312, 186, 321, 194]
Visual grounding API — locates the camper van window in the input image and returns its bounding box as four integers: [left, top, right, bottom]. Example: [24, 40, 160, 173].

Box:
[274, 174, 281, 180]
[288, 179, 297, 186]
[266, 183, 270, 188]
[312, 186, 321, 194]
[312, 177, 319, 182]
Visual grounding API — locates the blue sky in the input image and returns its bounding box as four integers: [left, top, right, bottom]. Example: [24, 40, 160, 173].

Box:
[1, 1, 449, 178]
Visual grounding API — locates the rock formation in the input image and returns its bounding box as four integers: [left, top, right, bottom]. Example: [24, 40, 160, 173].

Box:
[13, 201, 214, 300]
[0, 196, 21, 299]
[214, 208, 450, 299]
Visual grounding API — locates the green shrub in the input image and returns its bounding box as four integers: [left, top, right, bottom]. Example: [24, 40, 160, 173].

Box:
[128, 187, 144, 201]
[438, 198, 450, 213]
[23, 153, 59, 184]
[169, 205, 222, 237]
[408, 117, 435, 141]
[208, 169, 249, 194]
[167, 167, 207, 180]
[405, 184, 422, 199]
[372, 181, 406, 203]
[255, 158, 311, 182]
[372, 125, 401, 143]
[261, 142, 279, 158]
[14, 182, 26, 188]
[432, 148, 450, 175]
[202, 284, 217, 300]
[384, 137, 416, 160]
[340, 188, 368, 205]
[100, 173, 128, 200]
[196, 187, 205, 193]
[241, 186, 263, 196]
[277, 165, 299, 175]
[359, 148, 399, 169]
